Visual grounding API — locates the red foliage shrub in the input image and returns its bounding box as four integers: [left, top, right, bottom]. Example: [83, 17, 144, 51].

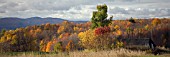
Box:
[94, 26, 110, 35]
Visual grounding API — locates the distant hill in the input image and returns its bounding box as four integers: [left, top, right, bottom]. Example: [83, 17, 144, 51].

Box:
[0, 17, 87, 31]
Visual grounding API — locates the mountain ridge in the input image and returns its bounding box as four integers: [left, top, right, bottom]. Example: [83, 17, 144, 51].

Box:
[0, 17, 87, 31]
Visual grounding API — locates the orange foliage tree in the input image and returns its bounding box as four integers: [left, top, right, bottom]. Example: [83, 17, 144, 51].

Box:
[46, 41, 53, 52]
[66, 40, 74, 51]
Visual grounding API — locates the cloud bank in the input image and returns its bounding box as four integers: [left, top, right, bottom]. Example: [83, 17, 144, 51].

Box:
[0, 0, 170, 21]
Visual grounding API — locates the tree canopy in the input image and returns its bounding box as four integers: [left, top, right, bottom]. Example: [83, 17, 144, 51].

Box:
[91, 4, 112, 29]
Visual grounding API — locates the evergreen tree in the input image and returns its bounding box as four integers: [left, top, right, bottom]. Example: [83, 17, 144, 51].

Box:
[129, 17, 135, 23]
[91, 4, 112, 29]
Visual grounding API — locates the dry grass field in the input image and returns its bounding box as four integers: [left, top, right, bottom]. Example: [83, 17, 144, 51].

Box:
[1, 48, 170, 57]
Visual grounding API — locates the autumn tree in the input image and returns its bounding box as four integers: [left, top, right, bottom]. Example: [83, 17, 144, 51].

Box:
[145, 24, 149, 30]
[78, 29, 96, 49]
[53, 42, 63, 52]
[91, 4, 112, 29]
[94, 27, 114, 49]
[152, 18, 161, 26]
[78, 29, 113, 50]
[57, 21, 74, 34]
[44, 23, 51, 30]
[78, 4, 115, 50]
[46, 41, 53, 52]
[66, 40, 74, 51]
[126, 27, 133, 38]
[94, 26, 110, 35]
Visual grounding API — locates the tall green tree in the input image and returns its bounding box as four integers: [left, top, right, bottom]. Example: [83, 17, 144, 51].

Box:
[91, 4, 112, 29]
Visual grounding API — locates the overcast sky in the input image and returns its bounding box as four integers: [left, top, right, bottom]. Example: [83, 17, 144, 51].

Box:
[0, 0, 170, 21]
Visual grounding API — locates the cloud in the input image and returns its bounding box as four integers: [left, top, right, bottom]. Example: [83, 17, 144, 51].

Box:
[0, 10, 6, 13]
[48, 5, 95, 21]
[0, 0, 170, 20]
[115, 0, 137, 2]
[109, 7, 170, 19]
[109, 7, 129, 14]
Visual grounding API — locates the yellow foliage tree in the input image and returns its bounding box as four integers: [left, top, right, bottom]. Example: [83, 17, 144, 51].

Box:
[144, 24, 149, 30]
[7, 34, 12, 41]
[152, 18, 161, 26]
[73, 27, 79, 32]
[57, 26, 65, 34]
[0, 37, 6, 43]
[78, 29, 97, 49]
[58, 34, 63, 39]
[78, 29, 113, 50]
[10, 35, 18, 45]
[114, 25, 120, 30]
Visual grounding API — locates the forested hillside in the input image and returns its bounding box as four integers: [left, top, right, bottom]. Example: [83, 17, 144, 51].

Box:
[0, 18, 169, 52]
[0, 4, 170, 53]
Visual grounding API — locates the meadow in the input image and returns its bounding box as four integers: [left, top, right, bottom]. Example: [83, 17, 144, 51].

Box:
[1, 48, 170, 57]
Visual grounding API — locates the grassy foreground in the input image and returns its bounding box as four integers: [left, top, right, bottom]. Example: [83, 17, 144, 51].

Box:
[0, 48, 170, 57]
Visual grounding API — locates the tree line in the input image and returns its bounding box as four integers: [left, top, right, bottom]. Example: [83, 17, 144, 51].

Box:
[0, 4, 170, 52]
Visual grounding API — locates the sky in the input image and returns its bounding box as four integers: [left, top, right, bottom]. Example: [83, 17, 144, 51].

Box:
[0, 0, 170, 21]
